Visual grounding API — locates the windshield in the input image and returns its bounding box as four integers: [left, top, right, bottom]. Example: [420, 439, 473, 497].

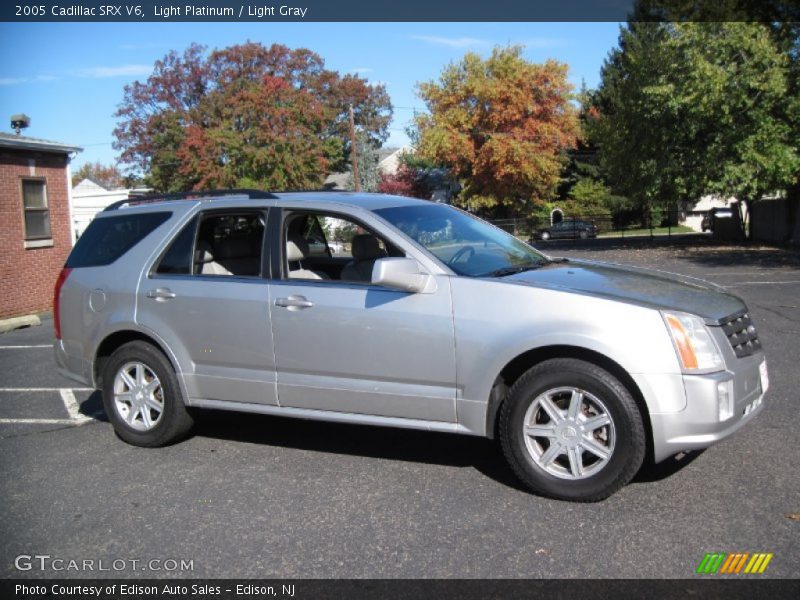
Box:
[374, 203, 548, 277]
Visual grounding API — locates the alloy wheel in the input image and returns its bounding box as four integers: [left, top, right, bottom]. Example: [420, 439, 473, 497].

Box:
[112, 361, 164, 431]
[522, 386, 616, 480]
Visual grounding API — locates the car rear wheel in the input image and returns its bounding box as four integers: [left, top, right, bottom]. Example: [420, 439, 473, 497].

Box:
[499, 358, 645, 501]
[540, 231, 550, 241]
[102, 341, 193, 447]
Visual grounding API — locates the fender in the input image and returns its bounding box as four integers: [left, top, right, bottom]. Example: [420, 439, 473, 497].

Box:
[90, 321, 189, 403]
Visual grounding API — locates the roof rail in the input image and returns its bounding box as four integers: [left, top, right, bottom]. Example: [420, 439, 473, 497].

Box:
[103, 189, 280, 212]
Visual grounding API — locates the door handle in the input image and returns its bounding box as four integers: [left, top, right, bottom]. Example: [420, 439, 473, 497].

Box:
[275, 295, 314, 310]
[146, 288, 177, 301]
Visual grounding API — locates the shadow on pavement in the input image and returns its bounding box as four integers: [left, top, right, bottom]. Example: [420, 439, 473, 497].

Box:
[79, 390, 108, 422]
[676, 246, 800, 269]
[191, 409, 703, 494]
[539, 236, 800, 269]
[633, 450, 705, 483]
[191, 409, 529, 492]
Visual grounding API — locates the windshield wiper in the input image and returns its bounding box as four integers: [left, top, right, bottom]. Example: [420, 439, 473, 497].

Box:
[481, 257, 567, 278]
[482, 264, 544, 278]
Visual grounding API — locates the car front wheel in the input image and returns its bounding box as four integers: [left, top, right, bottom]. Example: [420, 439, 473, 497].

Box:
[499, 358, 645, 501]
[102, 341, 193, 447]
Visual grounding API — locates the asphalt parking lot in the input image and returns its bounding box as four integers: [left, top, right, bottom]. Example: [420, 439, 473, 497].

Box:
[1, 240, 798, 579]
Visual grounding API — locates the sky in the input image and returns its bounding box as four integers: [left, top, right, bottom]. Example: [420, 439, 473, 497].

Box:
[0, 22, 622, 171]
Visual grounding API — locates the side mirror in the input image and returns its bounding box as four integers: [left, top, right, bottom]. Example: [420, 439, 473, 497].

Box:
[371, 258, 435, 294]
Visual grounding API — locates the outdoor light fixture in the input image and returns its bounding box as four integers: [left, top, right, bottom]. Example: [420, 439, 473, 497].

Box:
[10, 113, 30, 135]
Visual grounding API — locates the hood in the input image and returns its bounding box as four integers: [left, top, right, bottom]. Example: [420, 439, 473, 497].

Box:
[505, 259, 744, 322]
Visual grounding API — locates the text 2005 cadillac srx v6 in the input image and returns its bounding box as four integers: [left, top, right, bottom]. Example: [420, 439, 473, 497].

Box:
[54, 191, 768, 501]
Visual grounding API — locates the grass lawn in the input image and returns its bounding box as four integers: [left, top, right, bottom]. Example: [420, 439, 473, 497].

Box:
[598, 225, 696, 237]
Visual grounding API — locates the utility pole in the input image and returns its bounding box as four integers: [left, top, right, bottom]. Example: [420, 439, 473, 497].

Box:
[348, 104, 361, 192]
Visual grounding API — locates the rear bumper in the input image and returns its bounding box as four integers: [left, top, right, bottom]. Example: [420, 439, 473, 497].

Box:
[649, 355, 766, 463]
[54, 339, 93, 387]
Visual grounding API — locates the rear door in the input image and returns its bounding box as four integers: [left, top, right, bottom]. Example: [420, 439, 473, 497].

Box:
[136, 208, 278, 406]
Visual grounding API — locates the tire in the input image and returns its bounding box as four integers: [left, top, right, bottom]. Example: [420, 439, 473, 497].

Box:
[579, 230, 589, 239]
[102, 341, 193, 447]
[541, 231, 550, 241]
[499, 358, 645, 502]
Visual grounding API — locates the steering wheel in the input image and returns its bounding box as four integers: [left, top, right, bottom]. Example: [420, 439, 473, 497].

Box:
[448, 245, 475, 265]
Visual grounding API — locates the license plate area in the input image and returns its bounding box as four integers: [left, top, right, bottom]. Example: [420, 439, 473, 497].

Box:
[759, 361, 769, 394]
[743, 395, 762, 416]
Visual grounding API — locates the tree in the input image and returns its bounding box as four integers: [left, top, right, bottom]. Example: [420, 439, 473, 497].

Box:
[348, 131, 380, 192]
[113, 42, 392, 191]
[567, 179, 611, 215]
[378, 164, 417, 197]
[557, 81, 617, 214]
[177, 75, 330, 190]
[71, 162, 125, 189]
[413, 46, 580, 217]
[591, 21, 799, 216]
[378, 163, 433, 198]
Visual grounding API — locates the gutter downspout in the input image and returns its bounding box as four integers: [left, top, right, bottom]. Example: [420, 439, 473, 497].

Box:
[66, 153, 77, 246]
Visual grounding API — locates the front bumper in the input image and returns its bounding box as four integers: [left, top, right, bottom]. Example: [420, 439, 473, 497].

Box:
[650, 354, 767, 463]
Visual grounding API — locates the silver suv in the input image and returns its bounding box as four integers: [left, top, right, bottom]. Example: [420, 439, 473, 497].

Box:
[54, 190, 768, 501]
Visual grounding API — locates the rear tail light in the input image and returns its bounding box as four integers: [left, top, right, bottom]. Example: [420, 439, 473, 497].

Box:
[53, 267, 72, 340]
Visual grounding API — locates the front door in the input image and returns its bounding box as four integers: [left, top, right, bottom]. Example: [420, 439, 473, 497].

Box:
[269, 209, 457, 422]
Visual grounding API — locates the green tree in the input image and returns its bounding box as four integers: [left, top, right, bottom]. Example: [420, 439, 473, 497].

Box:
[592, 22, 799, 218]
[567, 179, 611, 215]
[557, 81, 619, 214]
[348, 132, 380, 192]
[413, 46, 580, 217]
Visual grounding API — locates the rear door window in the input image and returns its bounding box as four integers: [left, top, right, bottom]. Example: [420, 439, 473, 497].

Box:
[194, 213, 265, 277]
[66, 212, 170, 268]
[154, 211, 266, 278]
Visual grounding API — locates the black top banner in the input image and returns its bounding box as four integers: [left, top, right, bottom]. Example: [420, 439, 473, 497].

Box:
[2, 0, 798, 22]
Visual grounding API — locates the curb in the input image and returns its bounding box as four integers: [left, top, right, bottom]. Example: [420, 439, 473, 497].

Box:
[0, 314, 42, 334]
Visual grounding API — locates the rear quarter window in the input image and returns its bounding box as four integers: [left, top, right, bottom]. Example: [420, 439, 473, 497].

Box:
[66, 212, 171, 268]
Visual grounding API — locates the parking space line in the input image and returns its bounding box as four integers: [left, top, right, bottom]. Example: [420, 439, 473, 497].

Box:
[0, 418, 80, 425]
[59, 389, 92, 422]
[0, 387, 102, 428]
[0, 344, 53, 349]
[0, 387, 93, 392]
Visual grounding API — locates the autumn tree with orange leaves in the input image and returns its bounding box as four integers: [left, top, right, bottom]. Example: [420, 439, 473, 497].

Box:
[71, 162, 126, 189]
[114, 43, 392, 192]
[414, 47, 580, 217]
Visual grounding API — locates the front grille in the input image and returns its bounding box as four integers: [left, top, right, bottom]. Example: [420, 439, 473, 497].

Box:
[719, 312, 762, 358]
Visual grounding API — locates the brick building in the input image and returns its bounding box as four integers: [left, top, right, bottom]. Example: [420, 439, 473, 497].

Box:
[0, 132, 82, 319]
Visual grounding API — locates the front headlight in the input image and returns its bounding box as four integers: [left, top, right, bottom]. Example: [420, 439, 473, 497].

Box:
[662, 311, 724, 372]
